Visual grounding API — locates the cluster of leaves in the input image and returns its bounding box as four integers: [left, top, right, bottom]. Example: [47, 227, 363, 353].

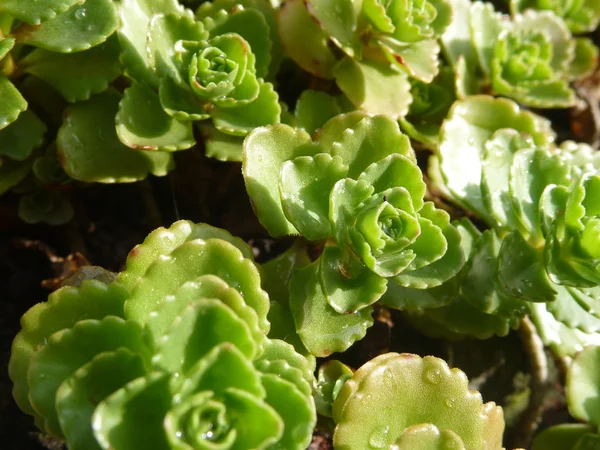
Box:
[9, 221, 317, 450]
[7, 0, 600, 448]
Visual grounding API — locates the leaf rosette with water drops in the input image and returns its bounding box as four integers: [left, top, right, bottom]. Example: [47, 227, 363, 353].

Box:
[244, 112, 465, 356]
[9, 221, 316, 450]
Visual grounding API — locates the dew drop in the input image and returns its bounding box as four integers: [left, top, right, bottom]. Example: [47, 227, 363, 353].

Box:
[175, 431, 182, 439]
[445, 397, 455, 408]
[467, 137, 475, 145]
[423, 367, 441, 385]
[74, 8, 87, 20]
[368, 425, 390, 449]
[383, 368, 394, 387]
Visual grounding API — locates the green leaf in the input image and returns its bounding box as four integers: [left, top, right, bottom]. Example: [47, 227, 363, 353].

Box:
[149, 275, 263, 353]
[243, 124, 318, 236]
[280, 153, 348, 240]
[440, 0, 478, 69]
[118, 220, 254, 291]
[14, 0, 118, 53]
[395, 424, 465, 449]
[0, 36, 15, 60]
[277, 0, 337, 78]
[469, 1, 505, 76]
[532, 424, 597, 450]
[332, 353, 505, 450]
[289, 260, 373, 357]
[381, 279, 458, 310]
[211, 80, 281, 136]
[568, 38, 599, 79]
[0, 158, 32, 195]
[0, 0, 83, 25]
[294, 90, 342, 135]
[378, 37, 441, 83]
[152, 300, 256, 374]
[57, 90, 173, 183]
[567, 345, 600, 426]
[18, 191, 74, 226]
[480, 129, 529, 233]
[146, 12, 208, 83]
[314, 360, 354, 417]
[159, 76, 210, 121]
[118, 0, 183, 86]
[509, 148, 571, 241]
[124, 238, 270, 333]
[56, 349, 148, 450]
[305, 0, 362, 57]
[438, 95, 554, 221]
[261, 374, 316, 450]
[319, 244, 388, 314]
[9, 281, 127, 418]
[333, 57, 412, 118]
[28, 317, 150, 437]
[0, 75, 26, 130]
[497, 231, 557, 302]
[392, 203, 465, 289]
[330, 115, 413, 179]
[116, 83, 195, 152]
[20, 36, 121, 103]
[0, 109, 46, 161]
[199, 124, 244, 162]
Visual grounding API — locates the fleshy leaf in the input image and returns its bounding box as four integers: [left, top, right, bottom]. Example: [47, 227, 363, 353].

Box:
[319, 244, 388, 314]
[330, 116, 413, 179]
[314, 360, 354, 418]
[243, 124, 318, 236]
[497, 231, 557, 302]
[0, 75, 27, 130]
[532, 424, 597, 450]
[199, 124, 244, 162]
[280, 153, 348, 240]
[469, 1, 505, 76]
[152, 300, 256, 374]
[28, 317, 150, 437]
[333, 353, 505, 450]
[277, 0, 337, 78]
[57, 90, 173, 183]
[118, 220, 254, 291]
[14, 0, 118, 53]
[0, 158, 32, 195]
[147, 275, 263, 351]
[333, 57, 412, 118]
[56, 349, 148, 450]
[118, 0, 183, 86]
[378, 38, 441, 83]
[211, 80, 281, 136]
[0, 0, 83, 25]
[116, 82, 195, 151]
[438, 95, 554, 221]
[568, 38, 599, 79]
[20, 36, 121, 103]
[304, 0, 362, 57]
[0, 109, 46, 161]
[124, 238, 270, 333]
[567, 344, 600, 426]
[294, 90, 342, 135]
[9, 281, 128, 418]
[289, 260, 373, 357]
[159, 76, 210, 121]
[18, 191, 74, 226]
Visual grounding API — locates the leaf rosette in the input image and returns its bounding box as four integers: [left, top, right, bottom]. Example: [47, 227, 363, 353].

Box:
[511, 0, 600, 33]
[244, 113, 465, 355]
[9, 221, 316, 450]
[442, 2, 597, 108]
[115, 1, 280, 155]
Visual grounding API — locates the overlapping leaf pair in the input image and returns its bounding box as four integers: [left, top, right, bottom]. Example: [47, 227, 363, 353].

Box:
[244, 112, 465, 355]
[9, 221, 316, 450]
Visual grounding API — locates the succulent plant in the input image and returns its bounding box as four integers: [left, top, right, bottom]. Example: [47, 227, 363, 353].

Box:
[510, 0, 600, 33]
[244, 112, 465, 355]
[442, 0, 598, 107]
[9, 221, 316, 450]
[278, 0, 452, 118]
